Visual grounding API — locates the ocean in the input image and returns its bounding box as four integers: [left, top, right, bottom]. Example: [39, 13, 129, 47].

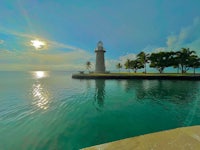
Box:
[0, 71, 200, 150]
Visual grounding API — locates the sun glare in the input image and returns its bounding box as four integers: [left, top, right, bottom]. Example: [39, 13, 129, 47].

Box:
[30, 39, 46, 50]
[31, 71, 49, 79]
[34, 71, 46, 79]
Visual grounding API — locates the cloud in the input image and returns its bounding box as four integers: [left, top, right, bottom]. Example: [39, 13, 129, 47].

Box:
[153, 47, 167, 53]
[166, 17, 200, 50]
[118, 53, 137, 65]
[150, 17, 200, 56]
[105, 59, 119, 71]
[185, 38, 200, 51]
[0, 27, 86, 52]
[109, 17, 200, 72]
[1, 16, 200, 71]
[0, 49, 94, 71]
[0, 40, 4, 44]
[166, 35, 177, 47]
[99, 53, 138, 72]
[0, 28, 95, 71]
[107, 17, 200, 73]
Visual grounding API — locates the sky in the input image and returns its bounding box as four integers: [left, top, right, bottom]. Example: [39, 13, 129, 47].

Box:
[0, 0, 200, 71]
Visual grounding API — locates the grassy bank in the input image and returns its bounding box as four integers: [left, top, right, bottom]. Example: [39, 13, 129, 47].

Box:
[75, 72, 200, 76]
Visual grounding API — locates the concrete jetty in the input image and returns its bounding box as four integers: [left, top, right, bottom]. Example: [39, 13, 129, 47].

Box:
[72, 73, 200, 80]
[81, 126, 200, 150]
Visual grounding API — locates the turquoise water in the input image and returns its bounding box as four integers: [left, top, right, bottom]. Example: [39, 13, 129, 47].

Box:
[1, 71, 200, 150]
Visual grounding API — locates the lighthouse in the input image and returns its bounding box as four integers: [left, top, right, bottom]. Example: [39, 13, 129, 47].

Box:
[95, 41, 106, 73]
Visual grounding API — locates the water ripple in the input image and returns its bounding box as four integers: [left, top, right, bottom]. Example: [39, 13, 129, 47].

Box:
[1, 72, 200, 150]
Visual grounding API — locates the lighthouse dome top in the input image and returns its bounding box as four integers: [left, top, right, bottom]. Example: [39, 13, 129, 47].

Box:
[97, 41, 103, 48]
[95, 41, 105, 51]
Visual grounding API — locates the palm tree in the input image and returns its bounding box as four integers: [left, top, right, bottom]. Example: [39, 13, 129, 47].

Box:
[86, 61, 92, 72]
[137, 52, 149, 73]
[172, 51, 180, 73]
[124, 59, 131, 73]
[172, 59, 180, 73]
[116, 63, 122, 72]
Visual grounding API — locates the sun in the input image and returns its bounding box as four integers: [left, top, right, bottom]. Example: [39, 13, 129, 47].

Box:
[30, 39, 46, 50]
[35, 71, 45, 79]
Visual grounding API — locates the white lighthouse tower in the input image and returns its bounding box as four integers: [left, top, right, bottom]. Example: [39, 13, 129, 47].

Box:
[95, 41, 106, 73]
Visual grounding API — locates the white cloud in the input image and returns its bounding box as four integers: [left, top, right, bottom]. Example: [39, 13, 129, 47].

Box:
[184, 38, 200, 52]
[109, 17, 200, 72]
[49, 41, 84, 51]
[0, 28, 97, 71]
[153, 47, 167, 53]
[119, 53, 136, 64]
[166, 35, 177, 47]
[0, 31, 94, 71]
[0, 49, 93, 71]
[1, 17, 200, 71]
[166, 17, 200, 51]
[110, 17, 200, 73]
[105, 59, 119, 71]
[0, 40, 4, 44]
[140, 45, 157, 53]
[103, 53, 138, 72]
[0, 28, 86, 52]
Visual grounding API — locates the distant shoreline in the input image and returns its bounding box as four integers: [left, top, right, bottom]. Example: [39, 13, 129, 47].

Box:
[72, 72, 200, 80]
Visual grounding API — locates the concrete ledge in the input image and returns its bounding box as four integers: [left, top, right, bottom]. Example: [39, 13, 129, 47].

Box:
[81, 126, 200, 150]
[72, 73, 200, 80]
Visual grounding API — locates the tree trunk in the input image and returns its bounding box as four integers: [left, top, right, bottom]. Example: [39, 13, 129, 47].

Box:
[159, 68, 162, 74]
[134, 69, 137, 73]
[181, 65, 184, 74]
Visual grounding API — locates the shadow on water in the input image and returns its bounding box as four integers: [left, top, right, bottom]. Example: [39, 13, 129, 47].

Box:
[93, 79, 105, 111]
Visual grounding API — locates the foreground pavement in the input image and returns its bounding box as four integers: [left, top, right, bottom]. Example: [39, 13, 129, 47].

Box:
[81, 126, 200, 150]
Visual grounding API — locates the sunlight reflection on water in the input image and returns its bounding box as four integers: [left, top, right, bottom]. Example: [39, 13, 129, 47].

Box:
[31, 71, 50, 110]
[32, 83, 49, 110]
[1, 72, 200, 150]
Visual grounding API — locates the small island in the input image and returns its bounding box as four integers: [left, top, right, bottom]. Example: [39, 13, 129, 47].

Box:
[72, 41, 200, 80]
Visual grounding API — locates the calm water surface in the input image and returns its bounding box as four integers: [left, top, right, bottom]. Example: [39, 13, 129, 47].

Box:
[0, 71, 200, 149]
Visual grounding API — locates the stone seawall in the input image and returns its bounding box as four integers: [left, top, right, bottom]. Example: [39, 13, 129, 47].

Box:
[72, 73, 200, 80]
